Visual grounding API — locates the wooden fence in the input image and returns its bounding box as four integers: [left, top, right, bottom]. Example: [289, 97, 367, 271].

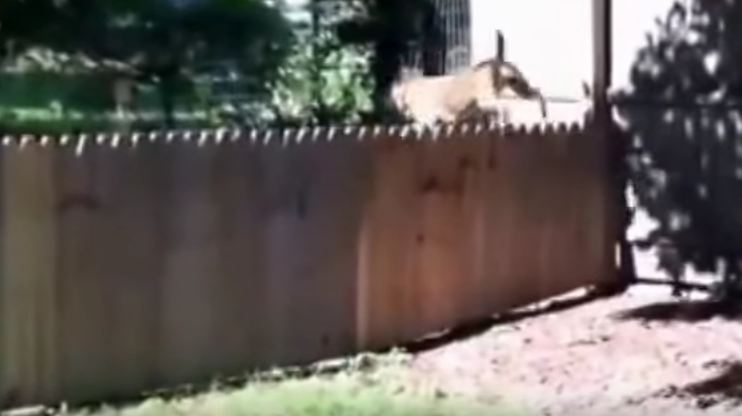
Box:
[0, 119, 619, 407]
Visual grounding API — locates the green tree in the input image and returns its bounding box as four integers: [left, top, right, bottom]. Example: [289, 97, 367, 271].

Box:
[617, 0, 742, 297]
[335, 0, 438, 118]
[0, 0, 294, 127]
[267, 0, 372, 125]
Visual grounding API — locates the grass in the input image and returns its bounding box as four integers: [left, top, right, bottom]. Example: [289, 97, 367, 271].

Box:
[0, 107, 218, 135]
[56, 352, 523, 416]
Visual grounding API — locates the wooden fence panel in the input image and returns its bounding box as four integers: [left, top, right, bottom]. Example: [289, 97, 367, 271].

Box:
[258, 134, 368, 365]
[356, 135, 424, 348]
[357, 124, 615, 349]
[205, 139, 270, 374]
[0, 121, 617, 407]
[55, 142, 168, 400]
[1, 143, 58, 405]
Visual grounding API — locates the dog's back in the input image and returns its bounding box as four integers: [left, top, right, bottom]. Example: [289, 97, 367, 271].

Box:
[391, 57, 546, 125]
[391, 63, 504, 125]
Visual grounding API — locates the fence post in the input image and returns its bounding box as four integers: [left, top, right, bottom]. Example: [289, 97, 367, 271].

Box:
[591, 0, 635, 294]
[592, 0, 610, 116]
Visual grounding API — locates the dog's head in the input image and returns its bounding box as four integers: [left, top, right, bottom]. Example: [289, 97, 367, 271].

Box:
[495, 61, 535, 97]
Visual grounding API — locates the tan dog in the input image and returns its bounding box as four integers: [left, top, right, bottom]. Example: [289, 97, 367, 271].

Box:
[390, 57, 547, 126]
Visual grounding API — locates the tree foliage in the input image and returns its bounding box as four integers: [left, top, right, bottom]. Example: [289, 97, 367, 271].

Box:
[0, 0, 294, 126]
[616, 0, 742, 297]
[267, 0, 372, 125]
[335, 0, 438, 116]
[0, 0, 429, 127]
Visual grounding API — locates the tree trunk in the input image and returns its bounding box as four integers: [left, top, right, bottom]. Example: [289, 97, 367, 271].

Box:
[159, 75, 176, 128]
[421, 3, 443, 76]
[371, 39, 404, 117]
[309, 0, 327, 124]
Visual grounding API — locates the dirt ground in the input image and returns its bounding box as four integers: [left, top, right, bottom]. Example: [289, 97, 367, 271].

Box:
[388, 209, 742, 416]
[396, 280, 742, 416]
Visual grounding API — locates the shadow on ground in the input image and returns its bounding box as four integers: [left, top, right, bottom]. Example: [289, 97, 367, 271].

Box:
[657, 361, 742, 409]
[613, 299, 742, 323]
[402, 286, 616, 353]
[50, 286, 613, 414]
